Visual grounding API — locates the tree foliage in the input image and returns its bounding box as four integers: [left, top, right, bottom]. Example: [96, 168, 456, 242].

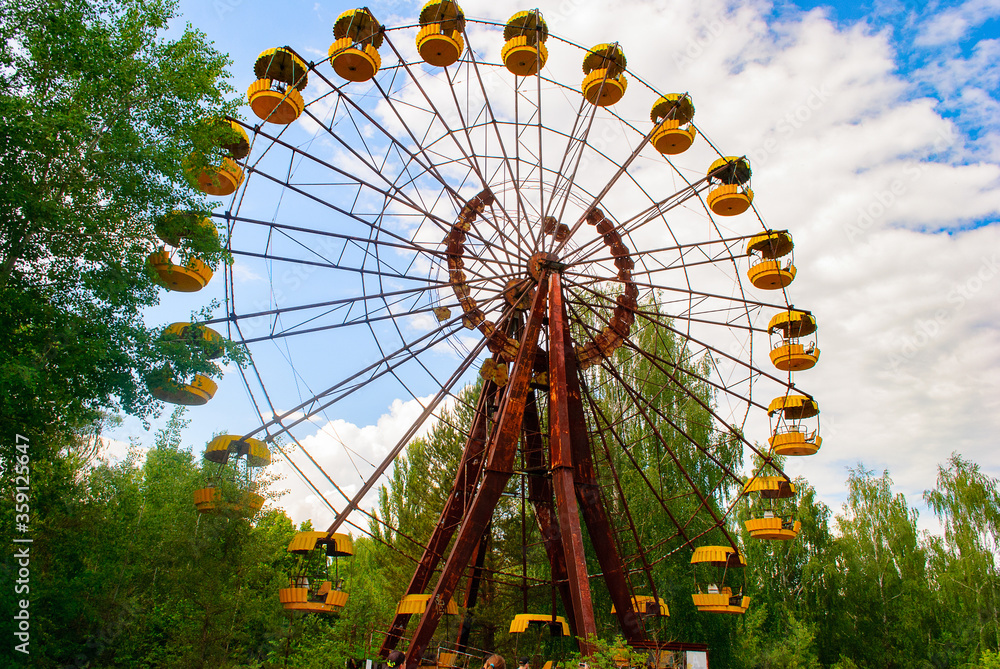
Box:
[0, 0, 239, 455]
[0, 410, 295, 667]
[925, 455, 1000, 663]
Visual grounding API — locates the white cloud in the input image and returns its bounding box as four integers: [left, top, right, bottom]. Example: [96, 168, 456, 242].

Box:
[916, 38, 1000, 95]
[231, 258, 264, 283]
[301, 46, 327, 59]
[912, 36, 1000, 161]
[269, 394, 441, 528]
[97, 435, 143, 463]
[914, 0, 1000, 46]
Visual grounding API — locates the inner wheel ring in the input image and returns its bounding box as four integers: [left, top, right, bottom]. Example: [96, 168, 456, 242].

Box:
[445, 188, 637, 368]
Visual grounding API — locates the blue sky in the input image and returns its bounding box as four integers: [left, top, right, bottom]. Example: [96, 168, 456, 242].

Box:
[117, 0, 1000, 531]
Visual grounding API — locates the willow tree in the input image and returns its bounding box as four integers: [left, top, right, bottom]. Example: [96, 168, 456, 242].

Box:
[584, 297, 745, 662]
[925, 454, 1000, 663]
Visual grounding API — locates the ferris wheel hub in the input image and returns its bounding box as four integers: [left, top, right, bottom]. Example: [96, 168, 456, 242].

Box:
[528, 251, 566, 281]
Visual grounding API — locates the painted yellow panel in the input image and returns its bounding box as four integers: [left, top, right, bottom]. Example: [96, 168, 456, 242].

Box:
[253, 47, 309, 90]
[193, 487, 222, 512]
[329, 39, 382, 82]
[287, 531, 327, 553]
[504, 10, 549, 43]
[248, 80, 305, 125]
[747, 260, 796, 289]
[768, 310, 817, 338]
[651, 121, 697, 155]
[509, 613, 570, 635]
[707, 185, 753, 216]
[744, 517, 802, 540]
[148, 251, 213, 292]
[204, 435, 269, 466]
[769, 343, 820, 371]
[690, 546, 745, 567]
[417, 24, 464, 67]
[611, 595, 669, 616]
[501, 37, 548, 76]
[193, 157, 244, 197]
[582, 43, 626, 75]
[767, 394, 819, 419]
[582, 68, 627, 106]
[692, 593, 749, 614]
[742, 476, 796, 498]
[420, 1, 465, 31]
[396, 593, 458, 615]
[770, 430, 822, 456]
[745, 231, 793, 258]
[650, 94, 695, 125]
[149, 371, 217, 406]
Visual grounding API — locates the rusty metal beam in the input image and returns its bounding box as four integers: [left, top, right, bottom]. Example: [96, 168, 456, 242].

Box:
[455, 525, 490, 653]
[380, 379, 499, 655]
[523, 389, 578, 635]
[547, 273, 598, 654]
[559, 336, 645, 642]
[403, 274, 551, 668]
[551, 273, 647, 645]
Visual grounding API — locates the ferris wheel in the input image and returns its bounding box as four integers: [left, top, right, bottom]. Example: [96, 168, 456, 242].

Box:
[152, 1, 824, 664]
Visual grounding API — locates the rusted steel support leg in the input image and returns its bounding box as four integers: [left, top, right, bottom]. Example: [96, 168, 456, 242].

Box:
[575, 480, 645, 642]
[558, 339, 645, 642]
[547, 274, 598, 654]
[403, 275, 550, 668]
[455, 527, 489, 652]
[523, 390, 578, 635]
[550, 274, 646, 644]
[380, 380, 499, 655]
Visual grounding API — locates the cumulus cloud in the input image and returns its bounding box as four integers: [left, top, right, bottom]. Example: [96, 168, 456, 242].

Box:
[270, 393, 442, 528]
[914, 0, 1000, 46]
[98, 435, 143, 463]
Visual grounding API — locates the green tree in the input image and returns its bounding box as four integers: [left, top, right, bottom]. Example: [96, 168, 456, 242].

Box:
[0, 0, 238, 454]
[826, 468, 932, 667]
[981, 649, 1000, 669]
[1, 409, 295, 667]
[756, 615, 821, 669]
[924, 454, 1000, 663]
[738, 471, 833, 668]
[586, 301, 745, 664]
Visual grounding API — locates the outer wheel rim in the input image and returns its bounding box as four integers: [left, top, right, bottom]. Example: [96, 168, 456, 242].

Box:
[216, 10, 818, 640]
